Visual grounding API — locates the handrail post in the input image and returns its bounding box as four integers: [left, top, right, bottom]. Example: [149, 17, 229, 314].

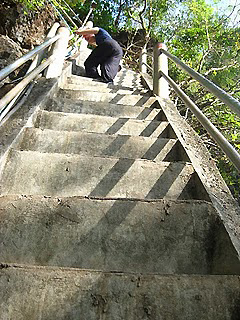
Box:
[45, 27, 70, 79]
[153, 43, 160, 95]
[140, 48, 147, 73]
[153, 43, 169, 98]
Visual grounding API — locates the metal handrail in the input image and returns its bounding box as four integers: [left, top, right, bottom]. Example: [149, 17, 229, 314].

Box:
[160, 71, 240, 171]
[0, 56, 55, 112]
[0, 35, 60, 82]
[160, 48, 240, 118]
[146, 53, 153, 58]
[82, 1, 97, 27]
[49, 0, 79, 30]
[142, 62, 153, 72]
[0, 3, 96, 125]
[0, 25, 71, 126]
[61, 0, 82, 25]
[48, 0, 72, 31]
[139, 44, 240, 171]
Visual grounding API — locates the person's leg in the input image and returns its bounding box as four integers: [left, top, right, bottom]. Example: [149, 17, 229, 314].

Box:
[84, 44, 112, 79]
[100, 56, 122, 83]
[84, 48, 101, 78]
[99, 40, 123, 83]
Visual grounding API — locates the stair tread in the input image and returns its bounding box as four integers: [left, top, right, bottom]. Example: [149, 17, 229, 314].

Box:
[1, 149, 194, 199]
[0, 264, 240, 320]
[1, 195, 239, 274]
[69, 70, 144, 88]
[17, 127, 183, 162]
[67, 75, 146, 89]
[58, 88, 156, 106]
[1, 52, 240, 320]
[34, 110, 174, 138]
[62, 81, 149, 94]
[46, 97, 163, 120]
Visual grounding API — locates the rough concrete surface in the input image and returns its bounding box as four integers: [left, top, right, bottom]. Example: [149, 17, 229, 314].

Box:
[17, 128, 182, 162]
[0, 77, 57, 159]
[0, 150, 196, 199]
[1, 195, 239, 274]
[0, 264, 240, 320]
[34, 110, 172, 138]
[46, 97, 161, 120]
[66, 76, 149, 94]
[0, 48, 240, 320]
[61, 83, 147, 95]
[59, 88, 156, 107]
[142, 74, 240, 258]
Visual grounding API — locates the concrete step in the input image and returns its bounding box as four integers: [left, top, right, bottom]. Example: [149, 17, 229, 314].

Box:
[115, 68, 143, 86]
[0, 150, 200, 199]
[67, 74, 145, 88]
[46, 97, 164, 120]
[0, 195, 239, 274]
[17, 128, 188, 162]
[69, 75, 143, 90]
[62, 78, 149, 95]
[58, 88, 156, 107]
[34, 110, 176, 139]
[1, 264, 240, 320]
[70, 68, 144, 88]
[68, 74, 146, 86]
[61, 83, 148, 95]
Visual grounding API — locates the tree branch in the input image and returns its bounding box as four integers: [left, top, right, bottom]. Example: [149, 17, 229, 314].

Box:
[139, 0, 148, 31]
[204, 62, 237, 76]
[214, 0, 239, 29]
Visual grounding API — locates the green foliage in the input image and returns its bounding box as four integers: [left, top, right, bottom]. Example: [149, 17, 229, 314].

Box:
[72, 0, 116, 32]
[15, 0, 45, 10]
[111, 0, 239, 200]
[161, 0, 240, 200]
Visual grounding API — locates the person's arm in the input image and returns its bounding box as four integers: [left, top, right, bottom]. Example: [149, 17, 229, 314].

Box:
[75, 27, 99, 35]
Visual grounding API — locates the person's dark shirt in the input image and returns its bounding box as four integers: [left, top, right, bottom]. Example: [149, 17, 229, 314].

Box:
[95, 28, 112, 45]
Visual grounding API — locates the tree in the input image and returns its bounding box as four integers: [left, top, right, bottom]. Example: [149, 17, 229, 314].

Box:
[160, 0, 240, 200]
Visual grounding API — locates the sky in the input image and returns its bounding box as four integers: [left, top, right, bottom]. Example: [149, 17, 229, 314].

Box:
[207, 0, 240, 24]
[207, 0, 239, 13]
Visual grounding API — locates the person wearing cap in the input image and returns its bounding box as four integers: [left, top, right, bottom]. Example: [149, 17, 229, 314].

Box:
[76, 26, 122, 84]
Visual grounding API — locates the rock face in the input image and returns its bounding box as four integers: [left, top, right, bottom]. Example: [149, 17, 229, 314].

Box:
[0, 35, 24, 84]
[0, 0, 56, 87]
[0, 0, 56, 50]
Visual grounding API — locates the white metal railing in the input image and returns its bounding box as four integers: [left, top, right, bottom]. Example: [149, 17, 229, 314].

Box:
[0, 1, 97, 125]
[0, 24, 70, 121]
[0, 34, 60, 83]
[140, 43, 240, 172]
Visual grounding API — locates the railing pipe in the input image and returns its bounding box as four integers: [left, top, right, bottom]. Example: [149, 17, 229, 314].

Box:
[0, 54, 41, 123]
[61, 6, 79, 29]
[48, 0, 71, 31]
[61, 0, 82, 25]
[142, 62, 153, 72]
[140, 48, 147, 73]
[0, 35, 60, 82]
[0, 82, 34, 126]
[160, 70, 240, 172]
[161, 48, 240, 118]
[82, 2, 97, 27]
[0, 23, 62, 123]
[0, 55, 55, 112]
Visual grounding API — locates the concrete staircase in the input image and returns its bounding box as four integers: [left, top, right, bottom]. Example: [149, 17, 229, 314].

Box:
[0, 59, 240, 319]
